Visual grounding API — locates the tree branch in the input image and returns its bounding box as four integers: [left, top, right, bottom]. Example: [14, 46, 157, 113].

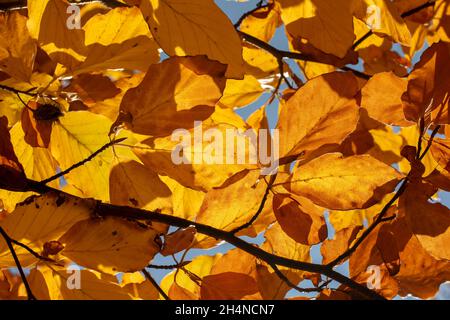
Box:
[18, 178, 385, 300]
[142, 269, 170, 300]
[0, 84, 36, 96]
[147, 262, 191, 270]
[0, 226, 36, 300]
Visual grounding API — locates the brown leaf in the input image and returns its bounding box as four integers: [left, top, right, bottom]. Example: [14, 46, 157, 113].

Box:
[200, 272, 258, 300]
[273, 194, 327, 245]
[0, 116, 27, 191]
[161, 226, 196, 256]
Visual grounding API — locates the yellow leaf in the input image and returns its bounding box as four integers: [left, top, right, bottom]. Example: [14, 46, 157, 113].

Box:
[140, 0, 244, 78]
[289, 153, 403, 210]
[159, 175, 205, 221]
[160, 254, 220, 299]
[278, 0, 355, 58]
[0, 12, 37, 82]
[21, 264, 133, 300]
[361, 72, 413, 126]
[262, 223, 310, 269]
[0, 192, 94, 268]
[59, 216, 161, 274]
[277, 72, 359, 158]
[50, 111, 133, 201]
[0, 123, 58, 212]
[109, 160, 172, 213]
[118, 56, 226, 137]
[354, 0, 411, 46]
[121, 271, 159, 300]
[27, 0, 87, 70]
[194, 170, 267, 248]
[78, 6, 160, 74]
[133, 111, 256, 191]
[218, 75, 264, 109]
[240, 1, 281, 42]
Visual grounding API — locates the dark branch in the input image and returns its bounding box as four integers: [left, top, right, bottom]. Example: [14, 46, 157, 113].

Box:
[142, 269, 170, 300]
[0, 84, 36, 97]
[0, 226, 36, 300]
[20, 178, 384, 300]
[401, 1, 436, 18]
[234, 0, 269, 28]
[147, 262, 191, 270]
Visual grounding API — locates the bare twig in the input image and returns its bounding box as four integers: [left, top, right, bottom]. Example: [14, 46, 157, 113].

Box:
[147, 262, 191, 270]
[231, 174, 276, 234]
[142, 269, 170, 300]
[401, 1, 436, 18]
[0, 84, 36, 96]
[420, 125, 441, 160]
[0, 227, 36, 300]
[9, 238, 54, 263]
[234, 0, 268, 28]
[269, 263, 328, 295]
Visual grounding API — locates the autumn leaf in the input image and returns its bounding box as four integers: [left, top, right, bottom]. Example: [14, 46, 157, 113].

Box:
[117, 56, 227, 137]
[0, 192, 94, 268]
[278, 0, 355, 58]
[140, 0, 244, 78]
[58, 216, 161, 274]
[402, 42, 450, 124]
[288, 153, 403, 210]
[277, 72, 360, 159]
[0, 116, 27, 192]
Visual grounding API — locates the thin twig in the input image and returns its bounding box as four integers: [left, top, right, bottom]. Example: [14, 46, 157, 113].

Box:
[10, 238, 54, 263]
[401, 1, 436, 18]
[327, 179, 408, 267]
[269, 263, 327, 294]
[40, 137, 127, 185]
[142, 269, 170, 300]
[0, 227, 36, 300]
[234, 0, 268, 28]
[231, 174, 276, 234]
[0, 84, 36, 96]
[420, 125, 441, 160]
[147, 262, 191, 270]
